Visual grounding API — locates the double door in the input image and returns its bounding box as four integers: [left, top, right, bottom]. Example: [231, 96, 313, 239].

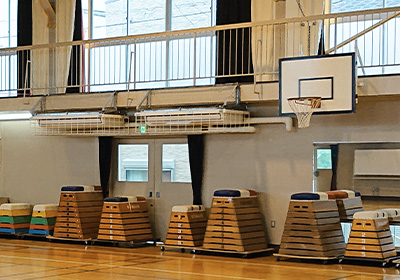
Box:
[112, 138, 193, 240]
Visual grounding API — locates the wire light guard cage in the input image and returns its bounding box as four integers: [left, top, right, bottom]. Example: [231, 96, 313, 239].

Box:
[287, 97, 321, 128]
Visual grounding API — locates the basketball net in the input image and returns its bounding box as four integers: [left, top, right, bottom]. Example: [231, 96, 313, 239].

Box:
[287, 97, 321, 128]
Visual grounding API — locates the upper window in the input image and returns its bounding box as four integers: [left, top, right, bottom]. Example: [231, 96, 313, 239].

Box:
[92, 0, 128, 39]
[171, 0, 213, 31]
[91, 0, 215, 39]
[82, 0, 89, 39]
[89, 0, 216, 91]
[329, 0, 400, 76]
[331, 0, 399, 13]
[0, 0, 17, 49]
[129, 0, 166, 35]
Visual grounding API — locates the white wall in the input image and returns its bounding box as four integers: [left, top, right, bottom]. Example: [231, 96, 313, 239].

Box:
[1, 95, 400, 245]
[204, 122, 314, 245]
[0, 121, 100, 204]
[204, 96, 400, 245]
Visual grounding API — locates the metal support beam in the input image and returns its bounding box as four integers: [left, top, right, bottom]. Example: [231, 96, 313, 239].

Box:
[38, 0, 56, 28]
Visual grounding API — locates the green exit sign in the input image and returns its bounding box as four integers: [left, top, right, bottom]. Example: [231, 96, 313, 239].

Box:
[139, 125, 147, 134]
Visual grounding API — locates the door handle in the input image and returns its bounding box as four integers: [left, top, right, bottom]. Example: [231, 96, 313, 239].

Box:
[149, 191, 153, 198]
[156, 192, 160, 198]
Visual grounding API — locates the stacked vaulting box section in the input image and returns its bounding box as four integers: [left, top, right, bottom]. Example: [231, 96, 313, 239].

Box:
[0, 203, 31, 234]
[54, 186, 103, 239]
[326, 190, 363, 219]
[203, 189, 267, 252]
[345, 210, 397, 259]
[98, 196, 153, 242]
[29, 204, 58, 235]
[382, 209, 400, 222]
[279, 192, 346, 258]
[165, 205, 207, 247]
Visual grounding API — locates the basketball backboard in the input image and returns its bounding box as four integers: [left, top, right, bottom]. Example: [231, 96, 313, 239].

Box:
[279, 53, 356, 116]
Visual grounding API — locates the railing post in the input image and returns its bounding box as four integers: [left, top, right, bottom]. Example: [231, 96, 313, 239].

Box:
[334, 17, 337, 54]
[23, 60, 31, 98]
[87, 43, 91, 93]
[133, 39, 137, 90]
[193, 32, 197, 86]
[165, 36, 169, 87]
[355, 39, 366, 75]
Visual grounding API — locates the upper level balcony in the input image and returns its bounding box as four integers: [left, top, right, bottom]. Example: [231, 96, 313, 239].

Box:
[0, 6, 398, 98]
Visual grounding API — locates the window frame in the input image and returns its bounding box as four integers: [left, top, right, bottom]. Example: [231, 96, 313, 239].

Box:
[117, 144, 150, 182]
[86, 0, 216, 90]
[88, 0, 216, 39]
[316, 148, 333, 170]
[0, 0, 17, 97]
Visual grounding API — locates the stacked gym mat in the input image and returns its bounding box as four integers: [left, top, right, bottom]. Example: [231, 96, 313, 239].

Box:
[203, 189, 267, 252]
[165, 205, 207, 247]
[345, 210, 397, 259]
[97, 196, 153, 242]
[29, 204, 58, 235]
[53, 186, 103, 239]
[326, 190, 363, 219]
[0, 203, 31, 234]
[279, 192, 346, 258]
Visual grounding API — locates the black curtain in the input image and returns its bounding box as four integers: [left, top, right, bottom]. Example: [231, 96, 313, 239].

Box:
[66, 0, 83, 93]
[317, 27, 325, 56]
[99, 137, 113, 198]
[330, 145, 339, 191]
[188, 135, 205, 205]
[216, 0, 253, 84]
[17, 0, 32, 96]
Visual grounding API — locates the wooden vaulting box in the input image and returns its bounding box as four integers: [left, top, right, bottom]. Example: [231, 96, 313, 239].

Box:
[326, 190, 363, 219]
[203, 189, 267, 252]
[53, 186, 104, 239]
[279, 192, 346, 258]
[345, 211, 397, 259]
[97, 196, 153, 242]
[165, 205, 207, 247]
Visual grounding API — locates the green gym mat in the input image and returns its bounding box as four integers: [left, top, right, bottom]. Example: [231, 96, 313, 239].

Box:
[30, 217, 56, 225]
[0, 216, 31, 224]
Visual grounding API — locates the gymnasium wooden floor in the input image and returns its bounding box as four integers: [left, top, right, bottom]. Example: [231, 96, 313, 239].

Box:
[0, 238, 400, 279]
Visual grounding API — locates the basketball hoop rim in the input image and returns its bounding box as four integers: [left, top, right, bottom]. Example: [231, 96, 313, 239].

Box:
[287, 96, 322, 109]
[287, 96, 322, 101]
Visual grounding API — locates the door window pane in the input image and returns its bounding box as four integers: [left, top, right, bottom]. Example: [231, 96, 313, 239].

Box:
[126, 169, 148, 181]
[118, 144, 149, 182]
[162, 170, 172, 181]
[162, 144, 191, 183]
[316, 149, 332, 170]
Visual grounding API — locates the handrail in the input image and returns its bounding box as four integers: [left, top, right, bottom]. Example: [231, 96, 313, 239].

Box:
[0, 6, 400, 96]
[1, 6, 399, 53]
